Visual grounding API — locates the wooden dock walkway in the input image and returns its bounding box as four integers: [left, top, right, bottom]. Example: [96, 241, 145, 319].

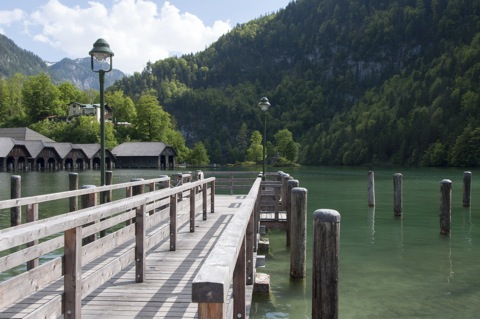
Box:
[80, 194, 247, 319]
[0, 172, 289, 319]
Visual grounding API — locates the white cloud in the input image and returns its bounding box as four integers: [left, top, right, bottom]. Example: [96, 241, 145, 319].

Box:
[26, 0, 231, 74]
[0, 9, 24, 26]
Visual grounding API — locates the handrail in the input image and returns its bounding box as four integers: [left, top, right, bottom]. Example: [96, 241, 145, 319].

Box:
[0, 176, 171, 210]
[0, 177, 215, 319]
[192, 175, 262, 319]
[0, 178, 214, 249]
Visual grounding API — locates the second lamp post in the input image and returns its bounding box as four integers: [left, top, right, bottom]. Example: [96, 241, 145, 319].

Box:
[258, 97, 271, 180]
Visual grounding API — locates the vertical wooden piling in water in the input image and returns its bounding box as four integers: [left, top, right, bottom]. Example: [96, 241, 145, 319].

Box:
[440, 179, 452, 236]
[463, 171, 472, 207]
[10, 175, 21, 226]
[81, 185, 97, 244]
[368, 171, 375, 207]
[312, 209, 341, 319]
[290, 187, 307, 279]
[393, 173, 403, 217]
[69, 173, 78, 212]
[286, 179, 299, 246]
[281, 173, 292, 211]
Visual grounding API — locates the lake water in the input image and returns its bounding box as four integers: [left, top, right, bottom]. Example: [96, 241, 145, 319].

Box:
[1, 167, 479, 318]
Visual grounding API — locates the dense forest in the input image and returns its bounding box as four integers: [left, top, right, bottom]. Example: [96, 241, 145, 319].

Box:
[110, 0, 480, 167]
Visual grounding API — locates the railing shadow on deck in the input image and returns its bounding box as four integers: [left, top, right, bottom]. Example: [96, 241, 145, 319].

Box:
[0, 176, 215, 319]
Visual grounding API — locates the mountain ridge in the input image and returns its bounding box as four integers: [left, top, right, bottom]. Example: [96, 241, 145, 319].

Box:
[0, 34, 125, 90]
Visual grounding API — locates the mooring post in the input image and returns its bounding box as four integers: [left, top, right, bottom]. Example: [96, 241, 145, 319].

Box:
[290, 187, 307, 279]
[286, 179, 299, 246]
[463, 171, 472, 207]
[81, 185, 97, 245]
[10, 175, 21, 226]
[313, 209, 340, 319]
[368, 171, 375, 207]
[281, 173, 292, 212]
[440, 179, 452, 236]
[393, 173, 403, 217]
[69, 172, 78, 212]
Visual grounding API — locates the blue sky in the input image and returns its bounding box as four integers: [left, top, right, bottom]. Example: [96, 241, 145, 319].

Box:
[0, 0, 292, 74]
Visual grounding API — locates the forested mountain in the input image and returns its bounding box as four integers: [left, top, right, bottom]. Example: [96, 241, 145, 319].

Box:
[114, 0, 480, 166]
[0, 34, 124, 90]
[49, 58, 125, 91]
[0, 34, 48, 77]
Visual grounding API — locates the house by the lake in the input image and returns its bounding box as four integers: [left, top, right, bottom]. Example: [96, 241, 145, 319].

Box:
[112, 142, 176, 170]
[68, 102, 113, 123]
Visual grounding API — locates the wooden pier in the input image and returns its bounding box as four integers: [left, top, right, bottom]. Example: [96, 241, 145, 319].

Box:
[0, 171, 290, 319]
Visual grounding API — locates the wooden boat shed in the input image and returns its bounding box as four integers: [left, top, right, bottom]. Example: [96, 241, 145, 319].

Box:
[0, 128, 115, 172]
[112, 142, 176, 170]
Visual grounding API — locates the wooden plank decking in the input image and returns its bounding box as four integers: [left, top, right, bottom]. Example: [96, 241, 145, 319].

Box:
[78, 194, 250, 319]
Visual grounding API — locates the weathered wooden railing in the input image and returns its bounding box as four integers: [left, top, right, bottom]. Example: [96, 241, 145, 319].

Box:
[0, 176, 214, 319]
[192, 175, 262, 319]
[203, 171, 265, 195]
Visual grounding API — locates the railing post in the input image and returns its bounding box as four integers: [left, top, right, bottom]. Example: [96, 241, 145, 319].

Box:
[246, 210, 255, 285]
[136, 203, 146, 283]
[131, 178, 145, 196]
[105, 170, 113, 202]
[172, 173, 183, 201]
[210, 180, 215, 214]
[64, 226, 82, 319]
[81, 185, 97, 245]
[69, 172, 78, 212]
[286, 179, 299, 246]
[290, 187, 307, 279]
[26, 203, 39, 269]
[202, 181, 208, 220]
[190, 188, 196, 232]
[170, 193, 177, 251]
[10, 175, 21, 226]
[233, 237, 246, 319]
[313, 209, 341, 319]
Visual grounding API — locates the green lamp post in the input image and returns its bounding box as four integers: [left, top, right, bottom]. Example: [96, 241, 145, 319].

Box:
[89, 38, 114, 191]
[258, 97, 271, 180]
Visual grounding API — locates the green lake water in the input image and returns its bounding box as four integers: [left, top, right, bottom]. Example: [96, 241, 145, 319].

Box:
[1, 167, 479, 318]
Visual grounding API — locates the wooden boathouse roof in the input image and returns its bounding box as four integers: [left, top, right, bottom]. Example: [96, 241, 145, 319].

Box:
[112, 142, 177, 157]
[0, 127, 55, 142]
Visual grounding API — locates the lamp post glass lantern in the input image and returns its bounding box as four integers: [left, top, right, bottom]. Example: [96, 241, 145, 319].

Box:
[258, 97, 271, 179]
[89, 38, 114, 189]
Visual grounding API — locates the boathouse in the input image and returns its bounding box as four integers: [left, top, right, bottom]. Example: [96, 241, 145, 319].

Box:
[0, 128, 116, 171]
[112, 142, 176, 169]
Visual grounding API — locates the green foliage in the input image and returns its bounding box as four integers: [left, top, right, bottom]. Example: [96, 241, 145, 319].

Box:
[22, 73, 64, 122]
[245, 130, 263, 162]
[133, 93, 172, 141]
[188, 142, 209, 166]
[6, 0, 480, 167]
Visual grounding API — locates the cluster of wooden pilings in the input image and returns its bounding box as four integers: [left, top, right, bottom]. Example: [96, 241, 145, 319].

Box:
[273, 171, 340, 319]
[367, 170, 474, 236]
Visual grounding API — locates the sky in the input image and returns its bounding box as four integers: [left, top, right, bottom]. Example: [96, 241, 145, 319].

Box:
[0, 0, 292, 75]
